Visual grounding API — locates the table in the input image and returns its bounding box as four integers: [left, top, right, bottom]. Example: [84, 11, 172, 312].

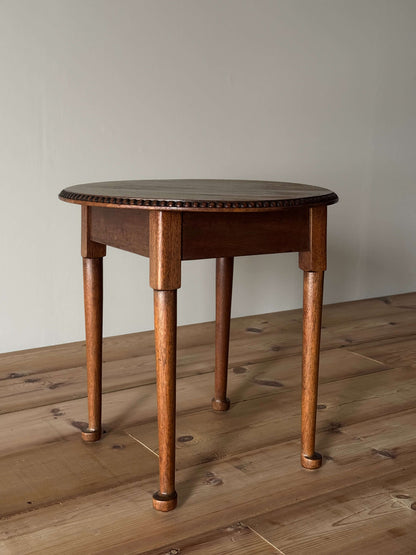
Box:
[59, 179, 338, 511]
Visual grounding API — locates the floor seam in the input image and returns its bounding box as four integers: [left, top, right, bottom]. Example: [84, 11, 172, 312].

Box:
[242, 522, 285, 553]
[347, 350, 386, 366]
[127, 433, 159, 458]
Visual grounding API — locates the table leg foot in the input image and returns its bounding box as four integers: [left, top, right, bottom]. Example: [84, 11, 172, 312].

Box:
[152, 491, 178, 512]
[301, 452, 322, 469]
[211, 397, 230, 411]
[81, 428, 101, 442]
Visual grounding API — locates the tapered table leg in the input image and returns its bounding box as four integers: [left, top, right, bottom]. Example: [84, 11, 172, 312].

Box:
[301, 270, 324, 469]
[212, 257, 234, 411]
[152, 289, 178, 511]
[82, 257, 103, 442]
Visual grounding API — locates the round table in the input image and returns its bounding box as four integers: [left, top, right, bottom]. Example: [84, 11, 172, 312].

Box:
[59, 179, 339, 511]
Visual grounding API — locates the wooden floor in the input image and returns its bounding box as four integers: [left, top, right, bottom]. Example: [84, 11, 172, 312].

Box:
[1, 292, 416, 554]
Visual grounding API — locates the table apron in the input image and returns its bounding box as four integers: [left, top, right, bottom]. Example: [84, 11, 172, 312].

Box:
[89, 206, 149, 257]
[182, 209, 309, 259]
[88, 206, 311, 260]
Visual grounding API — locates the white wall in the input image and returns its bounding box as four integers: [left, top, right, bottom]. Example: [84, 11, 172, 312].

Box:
[1, 0, 415, 354]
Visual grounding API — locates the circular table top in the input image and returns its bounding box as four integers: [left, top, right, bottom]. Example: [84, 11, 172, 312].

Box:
[59, 179, 338, 212]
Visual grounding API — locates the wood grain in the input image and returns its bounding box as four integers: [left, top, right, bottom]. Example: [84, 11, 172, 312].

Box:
[182, 210, 309, 259]
[149, 210, 181, 290]
[63, 177, 336, 510]
[81, 206, 106, 259]
[0, 292, 415, 553]
[299, 205, 327, 272]
[347, 336, 416, 367]
[301, 271, 324, 469]
[0, 430, 157, 519]
[212, 257, 234, 411]
[152, 290, 178, 510]
[2, 292, 413, 375]
[82, 257, 103, 442]
[0, 348, 384, 461]
[143, 522, 278, 554]
[0, 345, 384, 418]
[1, 420, 415, 553]
[126, 365, 416, 471]
[245, 468, 416, 554]
[89, 206, 149, 257]
[59, 179, 338, 212]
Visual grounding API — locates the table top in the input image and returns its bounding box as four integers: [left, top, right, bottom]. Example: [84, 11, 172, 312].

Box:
[59, 179, 338, 212]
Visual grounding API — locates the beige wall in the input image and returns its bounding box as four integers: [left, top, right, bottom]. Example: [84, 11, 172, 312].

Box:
[1, 0, 415, 353]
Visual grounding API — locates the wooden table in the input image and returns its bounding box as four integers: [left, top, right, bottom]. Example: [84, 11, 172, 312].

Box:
[59, 179, 338, 511]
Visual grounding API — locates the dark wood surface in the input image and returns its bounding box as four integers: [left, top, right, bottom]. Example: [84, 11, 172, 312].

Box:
[59, 179, 338, 211]
[152, 290, 178, 511]
[59, 179, 338, 512]
[89, 207, 149, 257]
[81, 206, 106, 259]
[84, 206, 312, 261]
[149, 211, 182, 291]
[212, 257, 234, 412]
[300, 271, 324, 469]
[81, 258, 103, 443]
[182, 209, 309, 260]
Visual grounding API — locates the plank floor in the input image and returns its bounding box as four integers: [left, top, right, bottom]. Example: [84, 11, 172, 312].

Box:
[0, 292, 415, 554]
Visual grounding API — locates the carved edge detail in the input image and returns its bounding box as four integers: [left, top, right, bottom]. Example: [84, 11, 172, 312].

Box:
[59, 190, 339, 209]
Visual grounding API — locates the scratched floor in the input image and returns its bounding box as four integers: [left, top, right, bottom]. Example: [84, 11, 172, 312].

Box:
[0, 292, 415, 553]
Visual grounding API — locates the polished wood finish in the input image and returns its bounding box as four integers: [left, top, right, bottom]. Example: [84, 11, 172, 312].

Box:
[298, 205, 327, 467]
[60, 179, 338, 211]
[81, 206, 106, 259]
[1, 292, 416, 552]
[300, 271, 324, 469]
[81, 206, 105, 442]
[152, 290, 178, 511]
[82, 205, 310, 261]
[149, 210, 181, 291]
[149, 210, 182, 510]
[59, 179, 338, 512]
[212, 257, 234, 411]
[182, 210, 309, 260]
[89, 206, 149, 257]
[81, 257, 103, 442]
[299, 205, 327, 272]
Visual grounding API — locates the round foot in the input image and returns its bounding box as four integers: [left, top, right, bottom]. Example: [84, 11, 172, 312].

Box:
[152, 491, 177, 512]
[211, 397, 230, 411]
[301, 452, 322, 469]
[81, 428, 101, 442]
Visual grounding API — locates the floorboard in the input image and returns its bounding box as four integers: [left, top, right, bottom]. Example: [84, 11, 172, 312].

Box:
[0, 292, 415, 553]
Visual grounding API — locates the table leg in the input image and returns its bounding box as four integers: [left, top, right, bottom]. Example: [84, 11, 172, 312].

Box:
[152, 289, 178, 511]
[212, 257, 233, 411]
[301, 270, 324, 469]
[81, 257, 103, 442]
[149, 210, 181, 511]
